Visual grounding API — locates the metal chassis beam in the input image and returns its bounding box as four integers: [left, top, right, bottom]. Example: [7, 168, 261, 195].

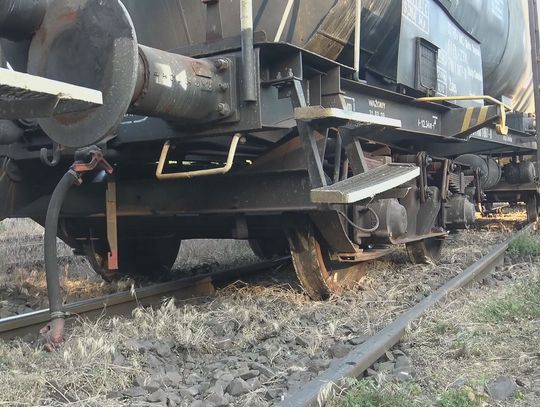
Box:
[14, 170, 317, 219]
[1, 42, 535, 163]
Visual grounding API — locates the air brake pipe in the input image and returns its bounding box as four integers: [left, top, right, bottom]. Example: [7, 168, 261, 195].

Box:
[41, 148, 113, 347]
[0, 120, 23, 145]
[240, 0, 257, 102]
[41, 169, 79, 347]
[0, 0, 50, 41]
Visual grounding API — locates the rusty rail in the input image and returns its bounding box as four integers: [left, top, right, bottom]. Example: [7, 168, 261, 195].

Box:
[279, 224, 536, 407]
[0, 257, 290, 341]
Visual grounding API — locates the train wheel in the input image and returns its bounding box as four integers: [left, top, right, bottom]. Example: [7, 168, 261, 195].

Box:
[406, 237, 444, 264]
[249, 238, 290, 260]
[286, 224, 366, 300]
[526, 194, 539, 223]
[84, 236, 181, 282]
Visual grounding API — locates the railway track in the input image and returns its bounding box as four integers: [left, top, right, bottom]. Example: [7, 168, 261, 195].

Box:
[0, 257, 290, 341]
[0, 219, 533, 406]
[280, 222, 537, 407]
[0, 222, 529, 345]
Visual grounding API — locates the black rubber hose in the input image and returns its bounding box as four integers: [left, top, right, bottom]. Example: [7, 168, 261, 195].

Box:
[0, 120, 24, 145]
[44, 169, 78, 319]
[0, 0, 50, 41]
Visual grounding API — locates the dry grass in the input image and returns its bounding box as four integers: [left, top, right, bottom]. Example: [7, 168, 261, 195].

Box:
[328, 380, 424, 407]
[0, 214, 525, 406]
[0, 319, 145, 406]
[0, 219, 259, 318]
[401, 261, 540, 406]
[0, 225, 512, 405]
[174, 239, 258, 273]
[121, 284, 374, 356]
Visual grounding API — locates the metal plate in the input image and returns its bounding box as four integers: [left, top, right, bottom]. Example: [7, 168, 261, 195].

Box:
[311, 164, 420, 204]
[27, 0, 138, 148]
[295, 106, 402, 128]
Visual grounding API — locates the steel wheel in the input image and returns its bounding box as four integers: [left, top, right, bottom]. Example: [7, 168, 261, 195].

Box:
[286, 224, 367, 300]
[84, 236, 181, 282]
[526, 194, 539, 223]
[406, 237, 444, 264]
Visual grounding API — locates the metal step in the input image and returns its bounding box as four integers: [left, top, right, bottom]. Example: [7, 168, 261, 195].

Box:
[311, 164, 420, 204]
[295, 106, 402, 128]
[0, 68, 103, 120]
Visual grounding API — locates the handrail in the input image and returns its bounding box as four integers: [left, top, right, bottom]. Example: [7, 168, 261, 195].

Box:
[415, 95, 513, 135]
[156, 133, 242, 180]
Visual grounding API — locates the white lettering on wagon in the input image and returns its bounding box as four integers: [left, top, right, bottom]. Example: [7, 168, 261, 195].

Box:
[418, 115, 439, 130]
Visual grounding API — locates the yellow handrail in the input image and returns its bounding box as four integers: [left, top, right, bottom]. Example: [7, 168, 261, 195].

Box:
[416, 95, 513, 135]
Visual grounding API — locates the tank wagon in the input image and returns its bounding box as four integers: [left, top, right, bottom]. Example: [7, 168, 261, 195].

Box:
[0, 0, 538, 341]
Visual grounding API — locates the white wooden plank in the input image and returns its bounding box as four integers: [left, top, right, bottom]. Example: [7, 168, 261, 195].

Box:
[295, 106, 402, 128]
[0, 68, 102, 105]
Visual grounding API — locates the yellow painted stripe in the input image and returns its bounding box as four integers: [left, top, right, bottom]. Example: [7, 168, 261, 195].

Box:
[461, 107, 474, 132]
[477, 106, 489, 124]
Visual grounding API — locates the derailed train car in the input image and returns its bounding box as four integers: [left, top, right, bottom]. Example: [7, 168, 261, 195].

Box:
[0, 0, 538, 340]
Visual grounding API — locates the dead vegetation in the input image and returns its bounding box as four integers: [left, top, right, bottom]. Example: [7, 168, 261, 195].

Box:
[331, 247, 540, 406]
[0, 215, 527, 406]
[0, 218, 258, 320]
[402, 261, 540, 406]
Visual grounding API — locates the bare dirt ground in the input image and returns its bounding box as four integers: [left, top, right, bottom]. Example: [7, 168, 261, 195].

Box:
[0, 213, 529, 406]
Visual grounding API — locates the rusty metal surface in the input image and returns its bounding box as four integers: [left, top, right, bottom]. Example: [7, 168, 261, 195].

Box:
[0, 0, 51, 41]
[120, 0, 344, 56]
[28, 0, 138, 147]
[132, 45, 229, 123]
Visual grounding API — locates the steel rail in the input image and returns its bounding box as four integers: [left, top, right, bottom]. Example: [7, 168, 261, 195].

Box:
[0, 257, 290, 341]
[279, 224, 536, 407]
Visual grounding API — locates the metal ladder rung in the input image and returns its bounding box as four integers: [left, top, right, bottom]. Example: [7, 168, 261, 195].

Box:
[311, 164, 420, 204]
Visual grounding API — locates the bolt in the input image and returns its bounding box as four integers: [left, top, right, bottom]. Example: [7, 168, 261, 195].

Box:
[219, 83, 230, 92]
[214, 58, 230, 72]
[217, 103, 231, 116]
